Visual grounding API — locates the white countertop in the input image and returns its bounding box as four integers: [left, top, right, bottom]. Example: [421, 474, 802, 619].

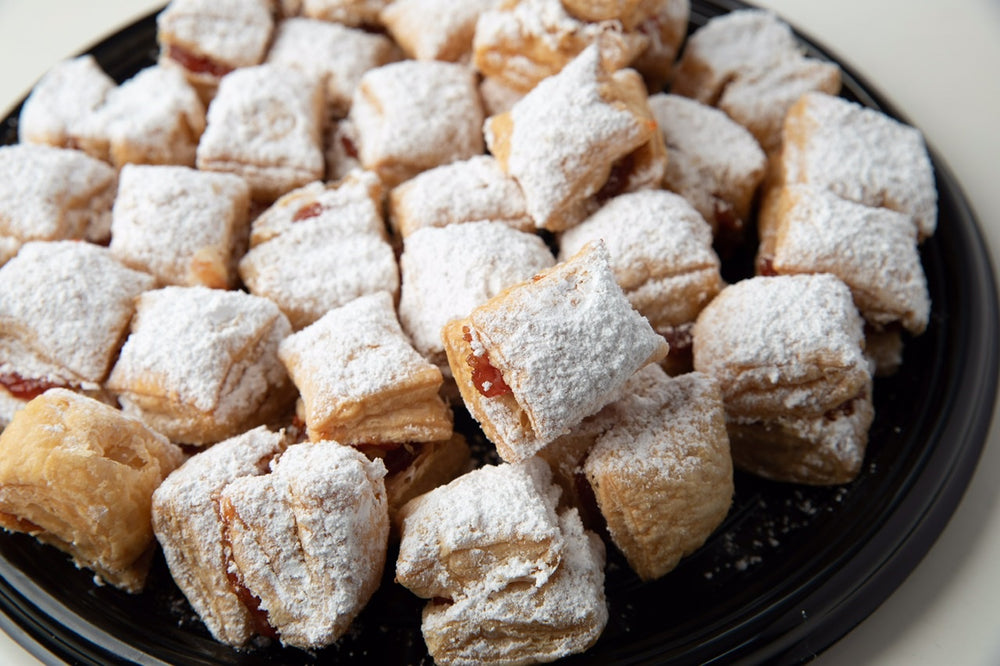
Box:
[0, 1, 997, 664]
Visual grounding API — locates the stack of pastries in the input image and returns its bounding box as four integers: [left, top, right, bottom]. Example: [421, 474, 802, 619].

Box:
[0, 0, 935, 662]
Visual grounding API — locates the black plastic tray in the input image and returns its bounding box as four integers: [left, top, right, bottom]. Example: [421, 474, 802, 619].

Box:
[0, 1, 997, 664]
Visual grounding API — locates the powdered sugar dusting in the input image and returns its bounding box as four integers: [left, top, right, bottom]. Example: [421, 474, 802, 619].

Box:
[18, 55, 115, 147]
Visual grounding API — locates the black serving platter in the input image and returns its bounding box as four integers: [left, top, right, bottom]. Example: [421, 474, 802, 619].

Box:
[0, 1, 997, 664]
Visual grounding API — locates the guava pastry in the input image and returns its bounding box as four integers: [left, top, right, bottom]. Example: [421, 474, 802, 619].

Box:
[196, 64, 325, 201]
[110, 164, 250, 289]
[278, 291, 452, 445]
[0, 241, 155, 425]
[106, 286, 294, 445]
[0, 144, 116, 243]
[693, 274, 873, 484]
[0, 389, 184, 592]
[344, 59, 484, 187]
[443, 240, 668, 462]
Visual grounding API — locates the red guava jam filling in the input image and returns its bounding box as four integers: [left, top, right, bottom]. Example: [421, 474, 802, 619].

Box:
[462, 327, 512, 398]
[292, 202, 324, 222]
[218, 503, 278, 641]
[167, 45, 233, 78]
[0, 373, 65, 401]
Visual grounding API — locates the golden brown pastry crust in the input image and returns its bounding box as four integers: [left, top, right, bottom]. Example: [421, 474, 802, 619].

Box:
[583, 367, 733, 580]
[0, 390, 185, 592]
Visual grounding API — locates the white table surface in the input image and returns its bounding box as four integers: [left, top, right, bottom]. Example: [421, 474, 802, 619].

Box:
[0, 1, 997, 664]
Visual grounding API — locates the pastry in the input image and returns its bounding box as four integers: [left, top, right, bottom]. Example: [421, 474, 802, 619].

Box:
[757, 184, 930, 336]
[110, 164, 250, 289]
[398, 221, 555, 374]
[73, 65, 206, 169]
[777, 91, 937, 240]
[218, 441, 389, 648]
[396, 458, 607, 664]
[239, 173, 398, 330]
[472, 0, 648, 93]
[381, 0, 495, 62]
[17, 55, 115, 149]
[196, 64, 325, 202]
[582, 365, 733, 580]
[0, 241, 155, 425]
[345, 60, 484, 187]
[558, 190, 723, 374]
[265, 17, 401, 119]
[0, 144, 116, 243]
[628, 0, 690, 91]
[278, 291, 452, 445]
[0, 389, 185, 592]
[443, 240, 669, 462]
[387, 155, 534, 239]
[648, 93, 767, 238]
[419, 508, 607, 665]
[157, 0, 274, 100]
[693, 274, 873, 484]
[106, 286, 295, 445]
[154, 431, 389, 648]
[152, 426, 289, 647]
[485, 43, 664, 231]
[395, 458, 564, 599]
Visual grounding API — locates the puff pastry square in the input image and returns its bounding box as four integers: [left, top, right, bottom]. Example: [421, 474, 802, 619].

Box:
[387, 155, 533, 239]
[110, 164, 250, 289]
[395, 458, 564, 599]
[558, 190, 723, 374]
[0, 241, 155, 423]
[278, 291, 452, 445]
[345, 60, 484, 187]
[583, 366, 733, 580]
[73, 65, 206, 169]
[0, 144, 117, 243]
[628, 0, 690, 91]
[777, 91, 937, 240]
[485, 43, 662, 231]
[238, 173, 398, 330]
[152, 426, 289, 647]
[472, 0, 648, 93]
[157, 0, 274, 99]
[398, 221, 555, 374]
[648, 93, 767, 237]
[693, 274, 873, 484]
[265, 17, 401, 119]
[443, 240, 668, 462]
[218, 441, 389, 648]
[17, 55, 115, 149]
[106, 286, 295, 445]
[196, 64, 325, 202]
[0, 389, 185, 592]
[419, 508, 607, 665]
[758, 184, 930, 335]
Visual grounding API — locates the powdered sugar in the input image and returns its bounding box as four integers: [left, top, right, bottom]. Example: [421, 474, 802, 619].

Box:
[381, 0, 495, 62]
[157, 0, 273, 70]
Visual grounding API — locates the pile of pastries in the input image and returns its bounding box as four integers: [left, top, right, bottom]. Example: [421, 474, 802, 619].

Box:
[0, 0, 935, 662]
